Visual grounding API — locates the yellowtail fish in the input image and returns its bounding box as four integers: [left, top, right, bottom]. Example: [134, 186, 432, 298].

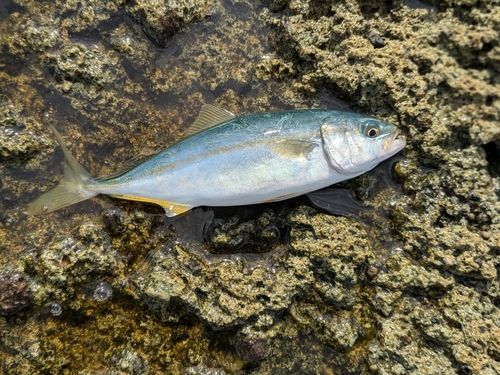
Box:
[26, 105, 406, 217]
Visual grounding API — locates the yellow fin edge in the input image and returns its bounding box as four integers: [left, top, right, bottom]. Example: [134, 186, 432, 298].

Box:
[110, 194, 192, 217]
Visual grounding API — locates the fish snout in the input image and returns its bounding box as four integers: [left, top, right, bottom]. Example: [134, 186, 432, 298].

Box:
[382, 129, 406, 157]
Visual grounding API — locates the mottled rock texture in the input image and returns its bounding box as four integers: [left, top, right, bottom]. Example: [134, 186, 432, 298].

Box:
[0, 0, 499, 374]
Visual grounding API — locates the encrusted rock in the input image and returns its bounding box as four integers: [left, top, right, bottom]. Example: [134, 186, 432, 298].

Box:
[234, 330, 269, 362]
[0, 271, 31, 315]
[291, 302, 365, 352]
[43, 43, 119, 98]
[110, 348, 146, 374]
[126, 0, 217, 47]
[0, 100, 47, 164]
[37, 223, 125, 304]
[1, 0, 499, 373]
[132, 206, 375, 330]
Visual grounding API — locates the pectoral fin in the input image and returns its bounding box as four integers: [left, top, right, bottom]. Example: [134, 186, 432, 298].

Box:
[268, 140, 318, 160]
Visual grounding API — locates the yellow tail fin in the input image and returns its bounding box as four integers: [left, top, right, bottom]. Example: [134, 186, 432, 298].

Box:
[25, 125, 97, 215]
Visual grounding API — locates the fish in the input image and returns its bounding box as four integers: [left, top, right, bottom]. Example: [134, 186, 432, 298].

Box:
[25, 105, 406, 217]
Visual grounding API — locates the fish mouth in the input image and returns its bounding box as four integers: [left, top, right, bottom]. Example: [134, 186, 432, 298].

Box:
[382, 129, 406, 158]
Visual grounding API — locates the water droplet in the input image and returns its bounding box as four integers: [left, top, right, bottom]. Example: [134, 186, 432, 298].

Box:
[50, 302, 62, 316]
[93, 281, 113, 302]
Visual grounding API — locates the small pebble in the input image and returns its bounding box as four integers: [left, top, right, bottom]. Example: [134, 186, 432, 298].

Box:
[480, 231, 490, 240]
[366, 265, 379, 278]
[442, 256, 454, 266]
[367, 33, 385, 48]
[2, 217, 13, 227]
[470, 341, 481, 350]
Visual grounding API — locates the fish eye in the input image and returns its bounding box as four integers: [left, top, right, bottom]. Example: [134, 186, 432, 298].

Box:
[363, 121, 380, 138]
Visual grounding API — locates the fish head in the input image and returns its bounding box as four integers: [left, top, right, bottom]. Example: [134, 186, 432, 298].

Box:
[321, 115, 406, 175]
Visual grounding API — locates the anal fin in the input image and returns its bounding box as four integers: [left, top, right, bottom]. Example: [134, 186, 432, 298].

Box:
[261, 192, 302, 203]
[161, 202, 192, 217]
[109, 194, 192, 217]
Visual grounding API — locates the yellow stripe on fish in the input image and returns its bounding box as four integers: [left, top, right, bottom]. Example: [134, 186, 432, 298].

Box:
[26, 105, 406, 217]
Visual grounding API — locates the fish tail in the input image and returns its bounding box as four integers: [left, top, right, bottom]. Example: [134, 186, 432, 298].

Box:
[25, 124, 97, 215]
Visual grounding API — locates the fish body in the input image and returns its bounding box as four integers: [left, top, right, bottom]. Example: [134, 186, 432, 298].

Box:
[26, 106, 406, 216]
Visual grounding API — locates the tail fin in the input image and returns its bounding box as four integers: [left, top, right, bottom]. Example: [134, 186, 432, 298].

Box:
[25, 125, 97, 215]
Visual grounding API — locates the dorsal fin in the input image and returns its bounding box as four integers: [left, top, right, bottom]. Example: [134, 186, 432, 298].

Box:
[96, 152, 157, 181]
[182, 104, 235, 138]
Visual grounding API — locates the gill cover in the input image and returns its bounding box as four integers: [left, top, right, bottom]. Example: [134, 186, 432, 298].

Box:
[320, 117, 394, 175]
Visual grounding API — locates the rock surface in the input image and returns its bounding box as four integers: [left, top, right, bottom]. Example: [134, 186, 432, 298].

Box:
[0, 271, 31, 315]
[0, 0, 499, 374]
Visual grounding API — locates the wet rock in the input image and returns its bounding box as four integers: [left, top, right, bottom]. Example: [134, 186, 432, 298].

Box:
[1, 0, 500, 373]
[131, 206, 374, 329]
[387, 139, 499, 306]
[367, 307, 455, 375]
[0, 98, 23, 129]
[288, 206, 376, 306]
[268, 0, 500, 149]
[37, 223, 125, 303]
[126, 0, 217, 47]
[206, 209, 284, 254]
[374, 250, 454, 292]
[0, 124, 41, 163]
[0, 271, 31, 315]
[43, 43, 119, 97]
[184, 365, 227, 375]
[0, 100, 47, 164]
[130, 4, 181, 48]
[291, 302, 365, 352]
[234, 328, 269, 362]
[110, 348, 146, 375]
[254, 57, 296, 81]
[101, 208, 169, 266]
[370, 251, 454, 316]
[368, 284, 500, 374]
[17, 18, 60, 52]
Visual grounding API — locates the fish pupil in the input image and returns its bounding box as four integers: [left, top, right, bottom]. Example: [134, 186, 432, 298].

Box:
[367, 126, 379, 138]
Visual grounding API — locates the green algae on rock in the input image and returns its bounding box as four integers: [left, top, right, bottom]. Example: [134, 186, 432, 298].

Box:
[290, 302, 365, 353]
[26, 223, 126, 310]
[131, 205, 379, 357]
[1, 0, 500, 373]
[43, 44, 119, 96]
[0, 99, 49, 165]
[368, 285, 500, 375]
